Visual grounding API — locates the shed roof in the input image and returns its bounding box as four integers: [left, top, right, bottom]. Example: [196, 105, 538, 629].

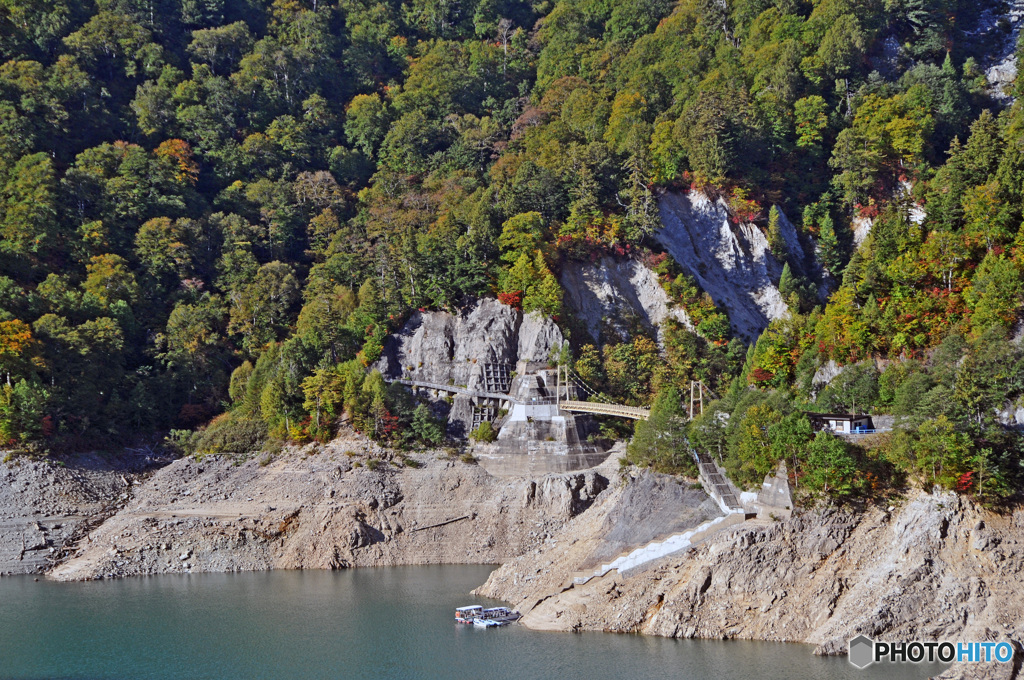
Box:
[804, 412, 872, 420]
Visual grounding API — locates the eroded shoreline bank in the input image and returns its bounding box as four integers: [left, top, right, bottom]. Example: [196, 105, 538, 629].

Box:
[3, 440, 1021, 679]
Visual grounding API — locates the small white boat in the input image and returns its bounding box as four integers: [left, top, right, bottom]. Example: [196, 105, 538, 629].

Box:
[456, 605, 521, 626]
[455, 606, 483, 624]
[473, 618, 502, 628]
[480, 607, 521, 623]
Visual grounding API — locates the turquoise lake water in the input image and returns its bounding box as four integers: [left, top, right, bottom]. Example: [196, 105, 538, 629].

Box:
[0, 565, 949, 679]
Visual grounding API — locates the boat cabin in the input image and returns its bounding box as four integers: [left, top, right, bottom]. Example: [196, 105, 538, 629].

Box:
[480, 607, 515, 620]
[455, 606, 483, 623]
[806, 412, 874, 434]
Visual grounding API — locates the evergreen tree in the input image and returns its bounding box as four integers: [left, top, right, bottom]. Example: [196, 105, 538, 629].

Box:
[817, 213, 843, 275]
[804, 432, 857, 497]
[411, 403, 444, 446]
[626, 387, 694, 474]
[766, 206, 788, 261]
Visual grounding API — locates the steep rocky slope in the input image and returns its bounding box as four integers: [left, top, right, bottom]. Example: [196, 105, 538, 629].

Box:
[375, 298, 564, 435]
[377, 298, 562, 384]
[982, 0, 1024, 100]
[31, 438, 1024, 680]
[49, 434, 608, 581]
[0, 453, 159, 575]
[560, 256, 692, 344]
[478, 481, 1023, 679]
[656, 191, 800, 340]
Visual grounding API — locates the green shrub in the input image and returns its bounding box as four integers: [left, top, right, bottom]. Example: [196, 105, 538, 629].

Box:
[195, 414, 268, 456]
[469, 421, 496, 442]
[165, 429, 200, 457]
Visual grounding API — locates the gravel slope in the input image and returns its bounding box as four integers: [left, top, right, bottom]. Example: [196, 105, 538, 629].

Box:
[49, 434, 609, 581]
[0, 452, 159, 575]
[477, 484, 1024, 680]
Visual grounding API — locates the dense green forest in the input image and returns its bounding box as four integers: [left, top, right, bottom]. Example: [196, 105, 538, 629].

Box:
[1, 0, 1023, 503]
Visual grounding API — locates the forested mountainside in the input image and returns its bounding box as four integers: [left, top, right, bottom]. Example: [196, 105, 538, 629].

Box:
[2, 0, 1023, 502]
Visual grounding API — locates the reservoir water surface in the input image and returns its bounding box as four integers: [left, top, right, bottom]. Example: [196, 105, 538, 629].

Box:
[0, 565, 948, 679]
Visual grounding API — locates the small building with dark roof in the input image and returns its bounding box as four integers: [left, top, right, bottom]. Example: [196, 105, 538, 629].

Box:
[805, 412, 874, 435]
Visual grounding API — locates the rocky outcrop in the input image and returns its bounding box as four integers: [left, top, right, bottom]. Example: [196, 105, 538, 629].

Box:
[982, 0, 1024, 100]
[656, 191, 794, 340]
[852, 215, 874, 248]
[0, 452, 159, 575]
[477, 483, 1024, 679]
[812, 359, 843, 391]
[375, 298, 563, 434]
[35, 437, 1024, 680]
[377, 298, 550, 386]
[560, 257, 692, 344]
[48, 433, 609, 581]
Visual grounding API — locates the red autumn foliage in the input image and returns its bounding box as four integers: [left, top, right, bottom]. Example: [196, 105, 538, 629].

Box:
[177, 403, 212, 427]
[498, 290, 523, 309]
[855, 202, 881, 219]
[379, 408, 401, 439]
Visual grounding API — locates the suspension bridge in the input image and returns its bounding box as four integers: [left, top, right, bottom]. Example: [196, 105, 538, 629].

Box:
[390, 364, 718, 422]
[390, 364, 653, 419]
[390, 363, 740, 512]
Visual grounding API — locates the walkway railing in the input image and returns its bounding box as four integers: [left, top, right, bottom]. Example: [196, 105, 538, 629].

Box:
[388, 379, 651, 418]
[558, 400, 650, 420]
[392, 379, 513, 402]
[832, 428, 891, 436]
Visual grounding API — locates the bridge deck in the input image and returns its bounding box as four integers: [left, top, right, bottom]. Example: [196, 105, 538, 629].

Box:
[389, 380, 651, 419]
[392, 379, 514, 402]
[558, 400, 650, 420]
[391, 377, 744, 510]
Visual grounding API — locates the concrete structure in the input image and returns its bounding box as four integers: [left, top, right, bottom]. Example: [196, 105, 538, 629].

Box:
[750, 460, 793, 520]
[693, 449, 744, 514]
[388, 363, 614, 476]
[477, 365, 610, 476]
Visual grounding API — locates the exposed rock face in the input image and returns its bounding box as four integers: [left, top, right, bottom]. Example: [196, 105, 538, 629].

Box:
[518, 311, 563, 364]
[852, 215, 874, 248]
[378, 302, 562, 380]
[812, 359, 843, 392]
[0, 453, 158, 575]
[375, 298, 563, 434]
[49, 434, 608, 581]
[656, 191, 793, 340]
[772, 206, 810, 278]
[560, 257, 692, 344]
[377, 298, 543, 385]
[36, 440, 1024, 680]
[982, 0, 1024, 100]
[477, 483, 1024, 679]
